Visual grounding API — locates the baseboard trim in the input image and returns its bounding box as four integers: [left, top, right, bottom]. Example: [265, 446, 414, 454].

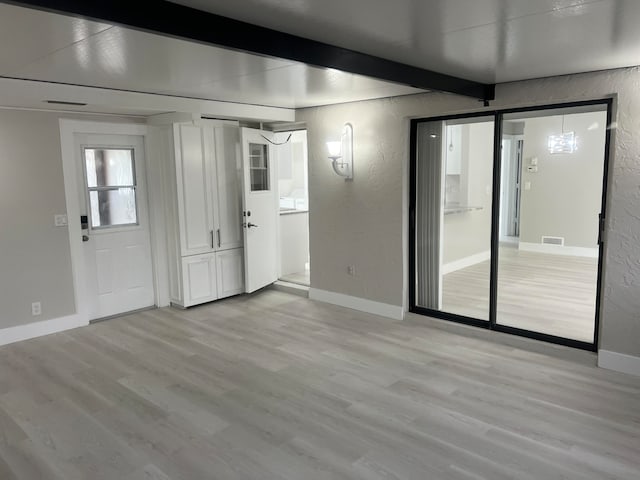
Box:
[0, 314, 87, 347]
[309, 288, 403, 321]
[598, 350, 640, 377]
[442, 250, 491, 275]
[518, 242, 598, 258]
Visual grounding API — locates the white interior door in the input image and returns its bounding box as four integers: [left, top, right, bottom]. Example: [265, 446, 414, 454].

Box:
[75, 133, 155, 320]
[240, 128, 278, 293]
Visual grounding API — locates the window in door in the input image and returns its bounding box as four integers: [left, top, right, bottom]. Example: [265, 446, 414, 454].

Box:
[84, 147, 138, 228]
[249, 143, 270, 191]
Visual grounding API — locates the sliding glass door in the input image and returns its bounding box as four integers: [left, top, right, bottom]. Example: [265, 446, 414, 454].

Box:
[410, 100, 611, 350]
[414, 116, 494, 323]
[496, 105, 607, 343]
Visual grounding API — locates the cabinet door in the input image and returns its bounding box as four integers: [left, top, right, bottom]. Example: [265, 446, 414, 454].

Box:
[213, 125, 243, 251]
[182, 253, 217, 307]
[216, 249, 244, 299]
[175, 124, 215, 256]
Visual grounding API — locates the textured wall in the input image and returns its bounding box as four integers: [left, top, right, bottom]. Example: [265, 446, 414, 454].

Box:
[297, 66, 640, 357]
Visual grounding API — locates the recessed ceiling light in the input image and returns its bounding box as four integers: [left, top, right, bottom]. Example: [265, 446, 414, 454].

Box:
[44, 100, 88, 106]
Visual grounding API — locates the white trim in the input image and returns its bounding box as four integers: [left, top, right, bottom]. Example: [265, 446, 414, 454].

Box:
[598, 350, 640, 377]
[442, 250, 491, 275]
[0, 315, 87, 347]
[518, 242, 598, 258]
[309, 288, 403, 321]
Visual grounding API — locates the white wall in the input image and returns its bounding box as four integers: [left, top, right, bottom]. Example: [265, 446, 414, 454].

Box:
[518, 112, 606, 248]
[297, 66, 640, 360]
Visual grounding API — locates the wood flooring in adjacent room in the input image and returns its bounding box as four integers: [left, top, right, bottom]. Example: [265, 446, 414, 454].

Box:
[442, 247, 598, 342]
[1, 290, 639, 479]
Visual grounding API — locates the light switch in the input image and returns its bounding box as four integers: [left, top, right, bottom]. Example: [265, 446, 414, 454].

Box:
[525, 181, 531, 190]
[530, 157, 538, 166]
[54, 214, 68, 226]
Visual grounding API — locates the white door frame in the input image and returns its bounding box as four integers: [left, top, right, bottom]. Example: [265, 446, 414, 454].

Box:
[59, 119, 167, 323]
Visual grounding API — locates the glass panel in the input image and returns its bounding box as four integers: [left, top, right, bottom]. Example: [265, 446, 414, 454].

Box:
[415, 117, 494, 320]
[249, 143, 270, 191]
[85, 148, 135, 187]
[89, 187, 138, 228]
[497, 106, 606, 342]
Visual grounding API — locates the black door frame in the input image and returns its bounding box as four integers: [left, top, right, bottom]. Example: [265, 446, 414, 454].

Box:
[409, 98, 613, 352]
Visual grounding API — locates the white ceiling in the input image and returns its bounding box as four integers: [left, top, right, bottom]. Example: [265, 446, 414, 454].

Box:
[172, 0, 640, 84]
[0, 3, 421, 114]
[1, 1, 640, 116]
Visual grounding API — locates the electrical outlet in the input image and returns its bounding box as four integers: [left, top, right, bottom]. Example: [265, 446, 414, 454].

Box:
[31, 301, 42, 316]
[347, 265, 356, 276]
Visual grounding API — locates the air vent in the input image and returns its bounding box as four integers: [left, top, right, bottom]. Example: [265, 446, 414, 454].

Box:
[44, 100, 87, 106]
[541, 236, 564, 246]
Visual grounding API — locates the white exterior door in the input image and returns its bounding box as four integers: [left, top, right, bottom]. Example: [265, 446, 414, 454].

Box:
[75, 133, 155, 320]
[241, 128, 278, 293]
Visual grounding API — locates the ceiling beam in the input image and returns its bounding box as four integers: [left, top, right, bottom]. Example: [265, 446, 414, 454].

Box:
[3, 0, 495, 101]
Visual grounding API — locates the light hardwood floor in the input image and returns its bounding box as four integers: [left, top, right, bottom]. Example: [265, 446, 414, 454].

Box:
[442, 247, 598, 342]
[1, 290, 639, 479]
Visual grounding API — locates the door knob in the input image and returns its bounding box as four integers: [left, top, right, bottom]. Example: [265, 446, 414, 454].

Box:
[82, 235, 89, 242]
[247, 222, 259, 228]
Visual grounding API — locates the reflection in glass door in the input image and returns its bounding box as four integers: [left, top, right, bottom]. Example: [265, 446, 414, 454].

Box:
[414, 116, 494, 322]
[411, 100, 611, 350]
[496, 106, 607, 343]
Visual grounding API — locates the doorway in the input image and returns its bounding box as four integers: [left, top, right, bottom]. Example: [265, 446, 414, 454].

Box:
[275, 130, 310, 287]
[410, 100, 611, 350]
[60, 120, 158, 325]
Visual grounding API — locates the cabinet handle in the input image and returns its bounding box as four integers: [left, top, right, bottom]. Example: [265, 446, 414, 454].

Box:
[217, 229, 221, 247]
[210, 230, 214, 249]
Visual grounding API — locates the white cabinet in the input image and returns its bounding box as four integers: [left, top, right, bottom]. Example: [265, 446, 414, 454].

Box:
[182, 253, 217, 306]
[154, 118, 244, 307]
[175, 124, 215, 256]
[216, 249, 244, 298]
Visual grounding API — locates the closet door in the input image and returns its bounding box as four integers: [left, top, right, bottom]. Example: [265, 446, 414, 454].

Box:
[175, 124, 215, 256]
[213, 124, 243, 251]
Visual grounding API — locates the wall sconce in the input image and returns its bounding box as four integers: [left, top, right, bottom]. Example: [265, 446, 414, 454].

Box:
[326, 123, 353, 180]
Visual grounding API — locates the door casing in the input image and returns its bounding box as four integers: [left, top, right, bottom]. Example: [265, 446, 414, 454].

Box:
[60, 120, 169, 323]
